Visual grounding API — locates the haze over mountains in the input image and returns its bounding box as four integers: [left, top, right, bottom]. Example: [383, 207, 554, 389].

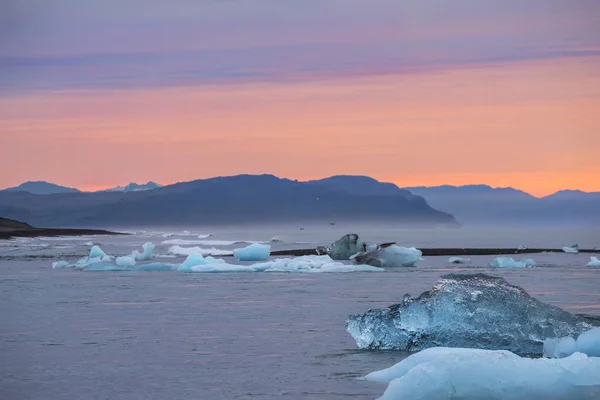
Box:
[1, 177, 598, 228]
[0, 175, 457, 228]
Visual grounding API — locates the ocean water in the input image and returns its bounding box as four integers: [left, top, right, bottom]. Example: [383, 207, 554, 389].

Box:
[1, 226, 600, 399]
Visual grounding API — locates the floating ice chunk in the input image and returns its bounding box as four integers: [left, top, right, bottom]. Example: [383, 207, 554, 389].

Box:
[52, 261, 70, 269]
[352, 245, 422, 268]
[89, 245, 110, 259]
[329, 234, 363, 260]
[116, 256, 136, 267]
[168, 245, 232, 256]
[545, 327, 600, 358]
[517, 244, 527, 250]
[372, 348, 600, 400]
[198, 233, 212, 239]
[345, 274, 594, 354]
[563, 244, 579, 253]
[252, 255, 383, 273]
[270, 237, 283, 243]
[83, 262, 130, 272]
[488, 256, 536, 268]
[162, 233, 174, 238]
[132, 242, 155, 261]
[448, 256, 470, 264]
[587, 257, 600, 267]
[177, 253, 226, 272]
[184, 263, 257, 273]
[367, 244, 379, 252]
[233, 243, 271, 261]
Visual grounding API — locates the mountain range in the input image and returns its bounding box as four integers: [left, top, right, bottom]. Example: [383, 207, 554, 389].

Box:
[1, 177, 598, 227]
[0, 175, 457, 228]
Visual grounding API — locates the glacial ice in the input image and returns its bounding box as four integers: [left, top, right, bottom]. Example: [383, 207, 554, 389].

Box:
[168, 245, 232, 256]
[177, 253, 226, 272]
[328, 234, 363, 260]
[448, 256, 470, 264]
[132, 242, 155, 261]
[345, 273, 596, 354]
[116, 256, 136, 266]
[233, 243, 271, 261]
[52, 261, 70, 268]
[544, 327, 600, 358]
[488, 257, 536, 268]
[370, 348, 600, 400]
[587, 257, 600, 267]
[563, 244, 580, 253]
[251, 255, 383, 273]
[351, 245, 422, 268]
[183, 263, 258, 273]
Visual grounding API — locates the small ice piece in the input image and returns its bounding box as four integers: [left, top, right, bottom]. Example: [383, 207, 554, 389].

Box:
[366, 244, 379, 252]
[168, 245, 232, 256]
[448, 256, 470, 264]
[132, 242, 155, 261]
[370, 348, 600, 400]
[517, 244, 527, 250]
[587, 257, 600, 267]
[162, 233, 174, 238]
[89, 245, 109, 259]
[544, 327, 600, 358]
[116, 256, 136, 267]
[563, 244, 579, 253]
[233, 243, 271, 262]
[351, 245, 422, 268]
[83, 262, 130, 272]
[52, 261, 70, 269]
[177, 253, 226, 272]
[488, 256, 536, 268]
[72, 245, 113, 268]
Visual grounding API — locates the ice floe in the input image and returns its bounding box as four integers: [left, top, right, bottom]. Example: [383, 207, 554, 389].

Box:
[488, 256, 536, 268]
[587, 257, 600, 267]
[233, 243, 270, 261]
[545, 327, 600, 358]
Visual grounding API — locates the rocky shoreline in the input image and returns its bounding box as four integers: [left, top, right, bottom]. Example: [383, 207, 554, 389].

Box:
[0, 217, 125, 240]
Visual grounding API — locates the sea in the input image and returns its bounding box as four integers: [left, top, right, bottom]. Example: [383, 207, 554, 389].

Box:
[1, 224, 599, 399]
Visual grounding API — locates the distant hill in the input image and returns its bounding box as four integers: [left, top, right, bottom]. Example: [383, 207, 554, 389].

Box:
[0, 175, 458, 228]
[0, 217, 32, 231]
[104, 182, 162, 193]
[404, 185, 600, 226]
[309, 176, 415, 198]
[3, 181, 80, 195]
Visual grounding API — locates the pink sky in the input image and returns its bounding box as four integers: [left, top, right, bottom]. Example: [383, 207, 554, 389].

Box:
[1, 1, 599, 196]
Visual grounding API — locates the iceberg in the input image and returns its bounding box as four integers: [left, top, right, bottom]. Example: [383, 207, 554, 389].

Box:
[345, 273, 595, 354]
[177, 253, 226, 272]
[517, 244, 527, 250]
[252, 255, 383, 273]
[488, 256, 536, 268]
[448, 256, 470, 264]
[116, 256, 136, 266]
[328, 234, 363, 260]
[544, 327, 600, 358]
[233, 243, 270, 262]
[563, 244, 580, 253]
[351, 245, 421, 268]
[368, 347, 600, 400]
[52, 261, 70, 269]
[168, 245, 232, 256]
[132, 242, 155, 261]
[587, 257, 600, 267]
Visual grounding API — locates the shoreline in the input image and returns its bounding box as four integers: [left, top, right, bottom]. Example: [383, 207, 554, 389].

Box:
[271, 248, 598, 257]
[0, 228, 127, 240]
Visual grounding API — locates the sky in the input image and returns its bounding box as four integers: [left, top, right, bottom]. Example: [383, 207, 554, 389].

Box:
[1, 0, 599, 196]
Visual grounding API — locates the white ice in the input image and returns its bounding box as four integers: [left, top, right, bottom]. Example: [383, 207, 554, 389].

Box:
[587, 257, 600, 267]
[563, 244, 580, 253]
[52, 261, 70, 269]
[253, 255, 383, 273]
[168, 245, 232, 256]
[233, 243, 271, 262]
[488, 256, 536, 268]
[116, 256, 136, 267]
[544, 327, 600, 358]
[517, 244, 527, 250]
[369, 347, 600, 400]
[448, 257, 470, 264]
[177, 253, 226, 272]
[377, 245, 422, 267]
[132, 242, 155, 261]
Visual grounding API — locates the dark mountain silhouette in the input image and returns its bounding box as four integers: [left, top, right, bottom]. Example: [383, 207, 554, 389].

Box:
[3, 181, 80, 195]
[404, 185, 600, 226]
[0, 175, 458, 228]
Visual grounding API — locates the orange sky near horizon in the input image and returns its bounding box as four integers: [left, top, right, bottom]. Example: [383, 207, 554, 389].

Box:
[1, 55, 599, 197]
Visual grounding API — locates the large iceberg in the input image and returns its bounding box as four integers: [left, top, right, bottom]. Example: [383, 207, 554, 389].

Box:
[345, 273, 596, 354]
[351, 245, 421, 268]
[545, 327, 600, 358]
[488, 256, 536, 268]
[587, 257, 600, 267]
[132, 242, 155, 261]
[563, 244, 580, 253]
[367, 347, 600, 400]
[233, 243, 270, 262]
[328, 234, 363, 260]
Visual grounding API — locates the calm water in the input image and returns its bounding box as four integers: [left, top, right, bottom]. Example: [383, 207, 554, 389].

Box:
[1, 226, 600, 399]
